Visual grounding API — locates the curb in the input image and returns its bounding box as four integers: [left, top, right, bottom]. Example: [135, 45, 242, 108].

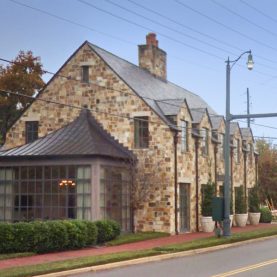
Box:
[35, 235, 277, 277]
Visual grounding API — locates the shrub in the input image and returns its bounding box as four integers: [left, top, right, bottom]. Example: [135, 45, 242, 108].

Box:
[83, 220, 98, 246]
[201, 181, 216, 217]
[0, 223, 15, 253]
[259, 207, 272, 223]
[235, 186, 247, 214]
[95, 220, 121, 244]
[12, 222, 34, 252]
[0, 219, 114, 254]
[249, 186, 260, 213]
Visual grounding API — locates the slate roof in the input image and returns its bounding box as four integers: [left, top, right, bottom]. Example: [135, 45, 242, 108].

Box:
[230, 122, 240, 136]
[240, 127, 254, 141]
[89, 43, 217, 127]
[210, 115, 224, 130]
[0, 110, 134, 160]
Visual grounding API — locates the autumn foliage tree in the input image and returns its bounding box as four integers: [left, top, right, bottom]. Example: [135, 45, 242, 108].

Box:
[0, 51, 45, 144]
[256, 139, 277, 207]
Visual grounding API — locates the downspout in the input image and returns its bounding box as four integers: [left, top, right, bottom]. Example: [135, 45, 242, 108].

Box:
[244, 151, 247, 205]
[195, 138, 199, 232]
[174, 131, 179, 235]
[214, 144, 217, 189]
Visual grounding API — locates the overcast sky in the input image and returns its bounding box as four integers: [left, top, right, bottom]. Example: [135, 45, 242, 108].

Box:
[2, 0, 277, 142]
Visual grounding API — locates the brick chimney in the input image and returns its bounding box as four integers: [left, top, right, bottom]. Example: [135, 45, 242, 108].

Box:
[138, 33, 167, 80]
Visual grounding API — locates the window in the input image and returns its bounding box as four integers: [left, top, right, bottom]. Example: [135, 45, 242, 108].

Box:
[0, 165, 91, 222]
[236, 139, 240, 163]
[81, 66, 89, 83]
[249, 143, 253, 164]
[134, 117, 149, 148]
[25, 121, 38, 144]
[201, 128, 209, 156]
[220, 133, 225, 159]
[181, 120, 188, 152]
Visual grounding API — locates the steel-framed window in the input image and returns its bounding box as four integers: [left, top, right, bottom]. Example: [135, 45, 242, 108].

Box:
[134, 117, 149, 148]
[25, 121, 38, 144]
[0, 165, 91, 222]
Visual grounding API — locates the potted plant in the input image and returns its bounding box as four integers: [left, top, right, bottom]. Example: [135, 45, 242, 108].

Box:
[235, 186, 248, 227]
[201, 181, 215, 232]
[248, 186, 261, 225]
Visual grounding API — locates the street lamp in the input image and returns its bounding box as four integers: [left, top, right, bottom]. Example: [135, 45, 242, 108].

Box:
[223, 51, 254, 237]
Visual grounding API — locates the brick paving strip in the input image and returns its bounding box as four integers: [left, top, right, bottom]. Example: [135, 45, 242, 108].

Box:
[0, 224, 275, 270]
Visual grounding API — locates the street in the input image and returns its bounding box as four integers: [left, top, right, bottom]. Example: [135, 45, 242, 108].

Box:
[72, 237, 277, 277]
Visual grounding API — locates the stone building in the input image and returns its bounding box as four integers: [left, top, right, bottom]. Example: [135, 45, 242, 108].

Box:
[0, 33, 257, 233]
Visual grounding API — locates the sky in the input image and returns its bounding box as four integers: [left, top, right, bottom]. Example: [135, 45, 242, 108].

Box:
[1, 0, 277, 142]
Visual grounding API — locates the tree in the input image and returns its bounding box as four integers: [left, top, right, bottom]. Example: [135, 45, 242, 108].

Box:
[0, 51, 45, 145]
[128, 152, 170, 232]
[255, 139, 277, 207]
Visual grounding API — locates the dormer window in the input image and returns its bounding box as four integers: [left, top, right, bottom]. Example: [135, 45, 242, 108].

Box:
[81, 66, 89, 83]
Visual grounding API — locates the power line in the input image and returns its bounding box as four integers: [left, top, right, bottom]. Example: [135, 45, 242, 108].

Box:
[175, 0, 277, 53]
[239, 0, 277, 25]
[211, 0, 277, 38]
[104, 0, 236, 56]
[77, 0, 224, 61]
[7, 0, 219, 73]
[127, 0, 277, 69]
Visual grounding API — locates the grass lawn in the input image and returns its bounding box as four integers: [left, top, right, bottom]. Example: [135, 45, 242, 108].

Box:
[106, 231, 169, 246]
[0, 226, 276, 277]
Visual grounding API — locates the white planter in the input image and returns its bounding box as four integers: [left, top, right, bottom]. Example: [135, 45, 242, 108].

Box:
[201, 216, 215, 232]
[248, 212, 261, 225]
[230, 214, 234, 228]
[235, 213, 248, 227]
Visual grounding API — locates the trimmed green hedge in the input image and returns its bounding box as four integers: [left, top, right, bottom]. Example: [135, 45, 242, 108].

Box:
[0, 219, 120, 254]
[260, 207, 272, 223]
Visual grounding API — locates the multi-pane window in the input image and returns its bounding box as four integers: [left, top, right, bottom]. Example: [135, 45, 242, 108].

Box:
[0, 165, 91, 222]
[25, 121, 38, 144]
[236, 139, 240, 163]
[81, 65, 89, 83]
[249, 143, 253, 164]
[181, 120, 188, 152]
[201, 128, 209, 156]
[134, 117, 149, 148]
[220, 133, 225, 160]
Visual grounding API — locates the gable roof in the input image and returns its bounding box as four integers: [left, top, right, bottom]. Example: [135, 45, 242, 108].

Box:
[240, 127, 254, 141]
[190, 108, 212, 127]
[210, 115, 225, 130]
[0, 109, 134, 160]
[230, 122, 242, 137]
[88, 43, 217, 126]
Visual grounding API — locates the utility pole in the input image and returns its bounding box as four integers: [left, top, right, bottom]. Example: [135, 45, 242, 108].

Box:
[247, 88, 250, 128]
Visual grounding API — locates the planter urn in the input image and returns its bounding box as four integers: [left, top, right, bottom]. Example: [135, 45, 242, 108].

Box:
[235, 213, 248, 227]
[248, 212, 261, 225]
[201, 216, 215, 232]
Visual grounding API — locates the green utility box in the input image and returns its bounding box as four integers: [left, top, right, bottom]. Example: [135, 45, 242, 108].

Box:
[212, 197, 224, 221]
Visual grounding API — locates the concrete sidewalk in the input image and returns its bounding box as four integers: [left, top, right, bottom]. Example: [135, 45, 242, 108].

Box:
[0, 223, 275, 270]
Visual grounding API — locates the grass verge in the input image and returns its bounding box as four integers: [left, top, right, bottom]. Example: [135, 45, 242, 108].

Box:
[106, 232, 169, 246]
[0, 227, 276, 277]
[0, 253, 34, 261]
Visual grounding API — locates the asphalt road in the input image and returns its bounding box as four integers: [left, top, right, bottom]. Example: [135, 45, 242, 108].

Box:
[72, 237, 277, 277]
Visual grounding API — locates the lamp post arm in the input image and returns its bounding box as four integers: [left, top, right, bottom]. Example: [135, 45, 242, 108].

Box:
[227, 50, 251, 70]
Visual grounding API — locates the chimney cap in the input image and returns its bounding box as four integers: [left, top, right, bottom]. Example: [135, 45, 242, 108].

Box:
[146, 33, 158, 47]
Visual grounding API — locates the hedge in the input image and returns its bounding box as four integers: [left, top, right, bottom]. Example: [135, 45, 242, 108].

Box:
[0, 219, 120, 254]
[259, 207, 272, 223]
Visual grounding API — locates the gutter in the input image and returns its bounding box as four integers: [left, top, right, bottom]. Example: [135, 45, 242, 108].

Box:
[194, 138, 200, 232]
